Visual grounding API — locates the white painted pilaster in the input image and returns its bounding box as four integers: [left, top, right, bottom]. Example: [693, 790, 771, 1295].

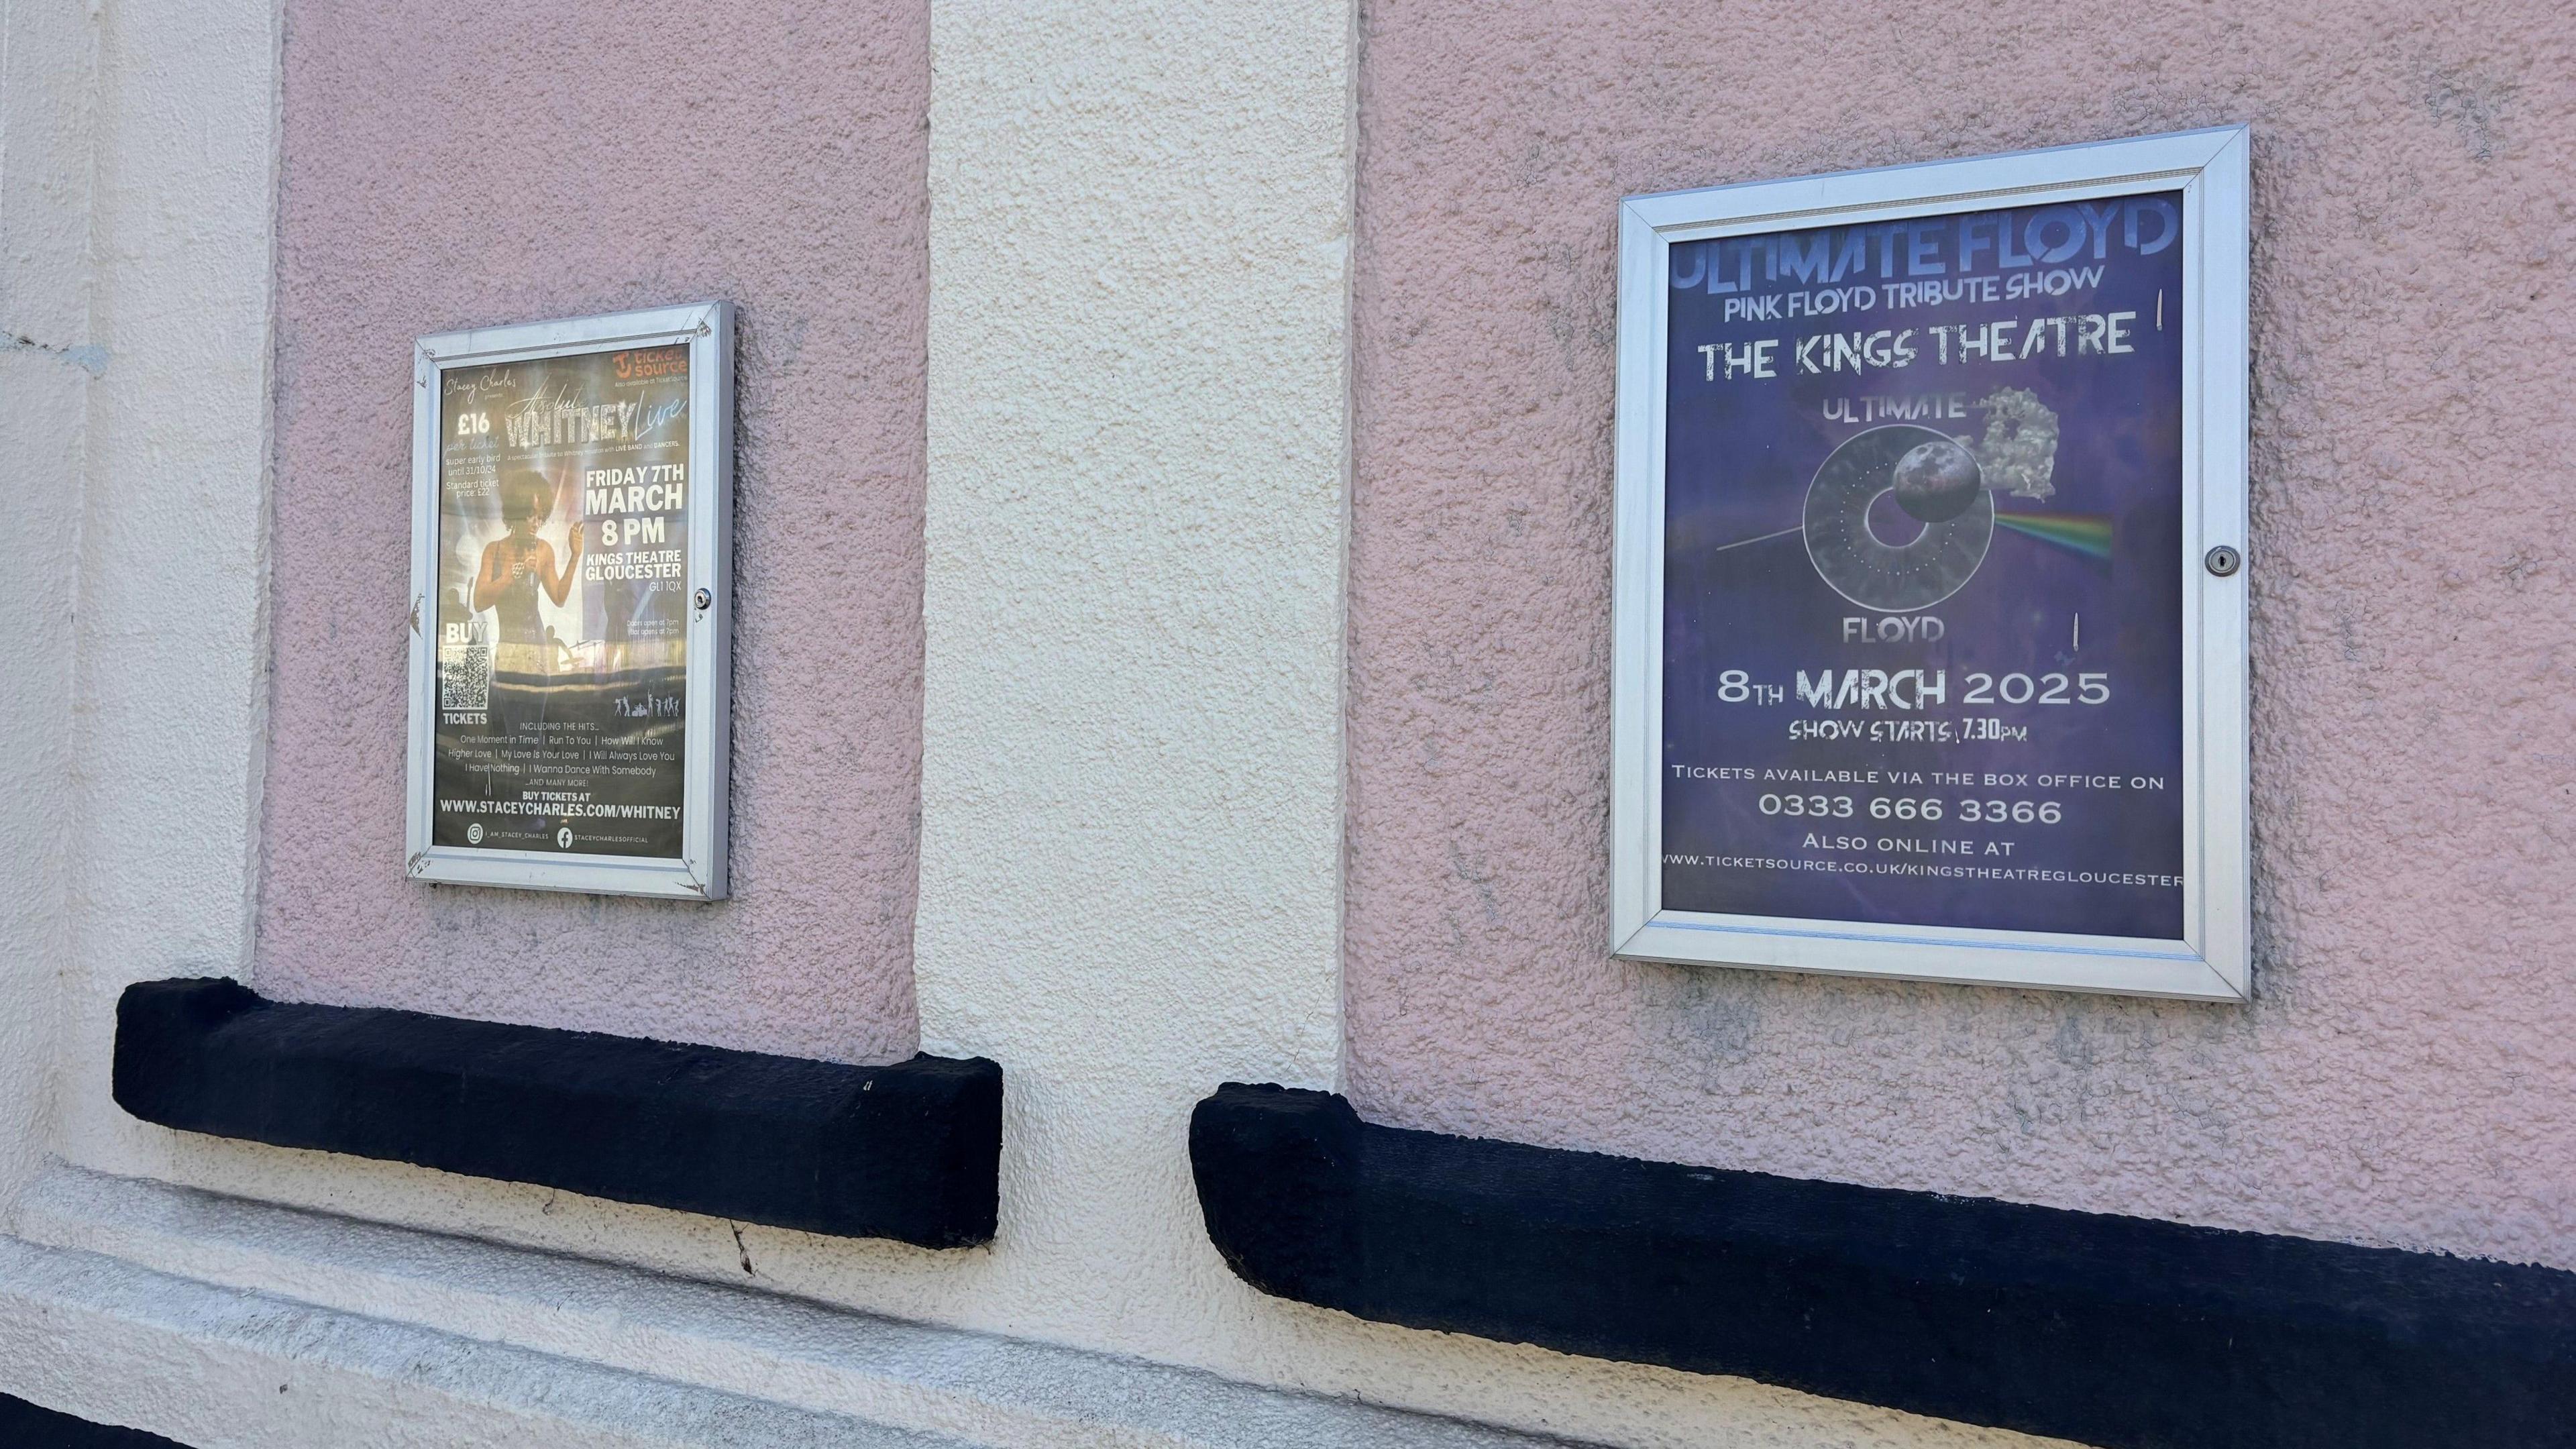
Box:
[34, 0, 280, 1195]
[0, 0, 280, 1211]
[914, 0, 1354, 1356]
[0, 0, 101, 1214]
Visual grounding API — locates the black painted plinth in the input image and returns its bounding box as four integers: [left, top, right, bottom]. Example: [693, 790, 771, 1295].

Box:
[1191, 1083, 2576, 1449]
[0, 1393, 190, 1448]
[115, 978, 1001, 1248]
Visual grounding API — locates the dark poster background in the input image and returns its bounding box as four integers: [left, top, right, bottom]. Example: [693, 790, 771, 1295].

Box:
[433, 346, 692, 860]
[1660, 193, 2187, 938]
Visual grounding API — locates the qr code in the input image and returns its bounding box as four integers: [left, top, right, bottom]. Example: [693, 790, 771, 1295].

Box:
[439, 642, 490, 710]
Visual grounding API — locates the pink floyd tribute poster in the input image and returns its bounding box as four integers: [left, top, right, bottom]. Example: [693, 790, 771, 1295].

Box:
[1659, 193, 2188, 940]
[431, 344, 693, 860]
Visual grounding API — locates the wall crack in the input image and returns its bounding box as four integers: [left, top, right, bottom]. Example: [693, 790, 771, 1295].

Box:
[1, 330, 109, 376]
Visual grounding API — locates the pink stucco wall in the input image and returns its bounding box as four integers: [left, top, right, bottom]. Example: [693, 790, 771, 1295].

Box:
[258, 1, 927, 1063]
[1344, 3, 2576, 1266]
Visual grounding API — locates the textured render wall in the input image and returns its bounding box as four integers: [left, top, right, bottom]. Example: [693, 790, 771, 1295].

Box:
[254, 0, 928, 1063]
[908, 7, 2053, 1444]
[50, 3, 2065, 1440]
[7, 1, 2102, 1442]
[1345, 0, 2576, 1267]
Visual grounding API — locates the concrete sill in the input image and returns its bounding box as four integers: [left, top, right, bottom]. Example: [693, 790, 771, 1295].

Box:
[0, 1165, 1577, 1449]
[112, 978, 1001, 1248]
[1189, 1082, 2576, 1449]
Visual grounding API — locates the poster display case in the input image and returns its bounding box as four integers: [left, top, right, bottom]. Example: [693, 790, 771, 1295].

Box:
[1609, 129, 2251, 998]
[404, 303, 734, 899]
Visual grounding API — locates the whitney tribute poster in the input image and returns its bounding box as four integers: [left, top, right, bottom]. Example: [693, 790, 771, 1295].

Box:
[1661, 193, 2187, 940]
[433, 344, 693, 859]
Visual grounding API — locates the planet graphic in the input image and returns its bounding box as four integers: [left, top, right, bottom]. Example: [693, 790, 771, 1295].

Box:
[1802, 425, 1996, 612]
[1891, 437, 1982, 523]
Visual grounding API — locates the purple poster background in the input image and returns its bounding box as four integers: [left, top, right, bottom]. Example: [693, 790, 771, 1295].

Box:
[1660, 191, 2187, 939]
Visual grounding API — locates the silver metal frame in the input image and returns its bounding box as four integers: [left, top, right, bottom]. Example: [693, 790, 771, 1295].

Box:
[1609, 127, 2251, 1000]
[405, 302, 735, 900]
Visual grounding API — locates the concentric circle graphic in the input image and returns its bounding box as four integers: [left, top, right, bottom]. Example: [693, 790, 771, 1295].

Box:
[1803, 425, 1995, 612]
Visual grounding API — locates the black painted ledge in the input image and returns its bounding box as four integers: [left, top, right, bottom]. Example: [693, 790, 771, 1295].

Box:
[1190, 1082, 2576, 1449]
[0, 1392, 190, 1448]
[114, 978, 1001, 1248]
